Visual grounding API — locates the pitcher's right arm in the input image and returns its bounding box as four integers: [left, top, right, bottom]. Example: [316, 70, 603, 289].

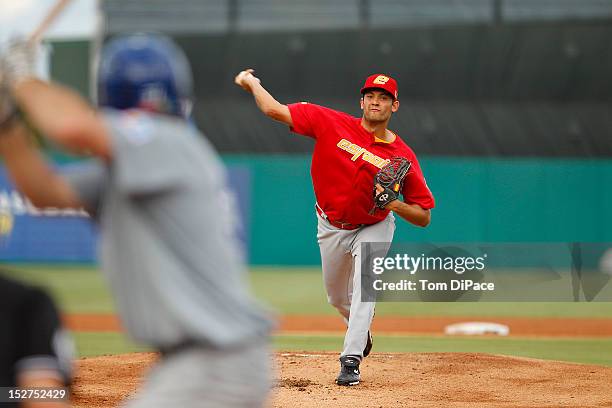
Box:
[234, 69, 292, 126]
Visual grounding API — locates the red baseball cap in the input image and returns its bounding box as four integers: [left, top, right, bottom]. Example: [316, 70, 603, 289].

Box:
[360, 74, 398, 100]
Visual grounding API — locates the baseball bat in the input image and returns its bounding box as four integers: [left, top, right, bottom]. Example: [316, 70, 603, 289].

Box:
[28, 0, 72, 44]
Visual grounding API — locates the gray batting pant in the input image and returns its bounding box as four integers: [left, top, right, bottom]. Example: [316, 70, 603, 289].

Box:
[122, 341, 272, 408]
[317, 212, 396, 359]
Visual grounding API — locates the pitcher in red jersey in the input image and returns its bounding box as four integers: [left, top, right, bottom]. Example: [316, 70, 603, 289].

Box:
[235, 69, 435, 386]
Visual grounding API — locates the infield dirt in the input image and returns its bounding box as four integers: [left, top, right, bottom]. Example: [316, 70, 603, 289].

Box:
[72, 351, 612, 407]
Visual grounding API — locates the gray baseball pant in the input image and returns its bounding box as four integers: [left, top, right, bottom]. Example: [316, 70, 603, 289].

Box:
[316, 211, 396, 359]
[122, 341, 272, 408]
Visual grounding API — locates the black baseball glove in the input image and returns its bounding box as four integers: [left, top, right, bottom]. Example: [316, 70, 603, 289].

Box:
[371, 157, 411, 212]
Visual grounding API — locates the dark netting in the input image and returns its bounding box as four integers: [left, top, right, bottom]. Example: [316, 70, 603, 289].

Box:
[73, 4, 612, 156]
[194, 98, 612, 156]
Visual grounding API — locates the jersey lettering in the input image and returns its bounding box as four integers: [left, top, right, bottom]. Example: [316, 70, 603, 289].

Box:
[337, 139, 390, 169]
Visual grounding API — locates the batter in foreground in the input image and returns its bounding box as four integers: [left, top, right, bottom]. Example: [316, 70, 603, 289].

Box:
[0, 35, 273, 407]
[235, 70, 435, 385]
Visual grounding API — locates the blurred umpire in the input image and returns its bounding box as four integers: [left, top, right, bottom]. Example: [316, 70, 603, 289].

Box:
[0, 34, 273, 408]
[0, 273, 72, 408]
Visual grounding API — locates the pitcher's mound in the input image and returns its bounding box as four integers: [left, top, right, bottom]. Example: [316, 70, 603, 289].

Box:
[72, 352, 612, 408]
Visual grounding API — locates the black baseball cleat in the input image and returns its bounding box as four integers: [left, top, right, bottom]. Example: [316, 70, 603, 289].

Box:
[363, 331, 373, 357]
[336, 355, 361, 386]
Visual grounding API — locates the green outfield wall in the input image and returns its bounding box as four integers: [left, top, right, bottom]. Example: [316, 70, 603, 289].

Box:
[224, 155, 612, 265]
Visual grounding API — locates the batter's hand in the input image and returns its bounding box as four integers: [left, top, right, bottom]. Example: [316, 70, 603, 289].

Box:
[234, 69, 261, 93]
[1, 37, 38, 86]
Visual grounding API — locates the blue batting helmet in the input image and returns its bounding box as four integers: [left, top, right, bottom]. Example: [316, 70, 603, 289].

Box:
[97, 34, 193, 117]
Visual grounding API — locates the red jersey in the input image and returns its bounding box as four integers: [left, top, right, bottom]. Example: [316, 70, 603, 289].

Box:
[288, 102, 435, 226]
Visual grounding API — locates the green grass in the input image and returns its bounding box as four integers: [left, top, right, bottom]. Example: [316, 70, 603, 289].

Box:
[274, 334, 612, 367]
[3, 264, 612, 366]
[3, 264, 612, 317]
[73, 332, 150, 357]
[1, 264, 114, 313]
[71, 331, 612, 367]
[251, 268, 612, 317]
